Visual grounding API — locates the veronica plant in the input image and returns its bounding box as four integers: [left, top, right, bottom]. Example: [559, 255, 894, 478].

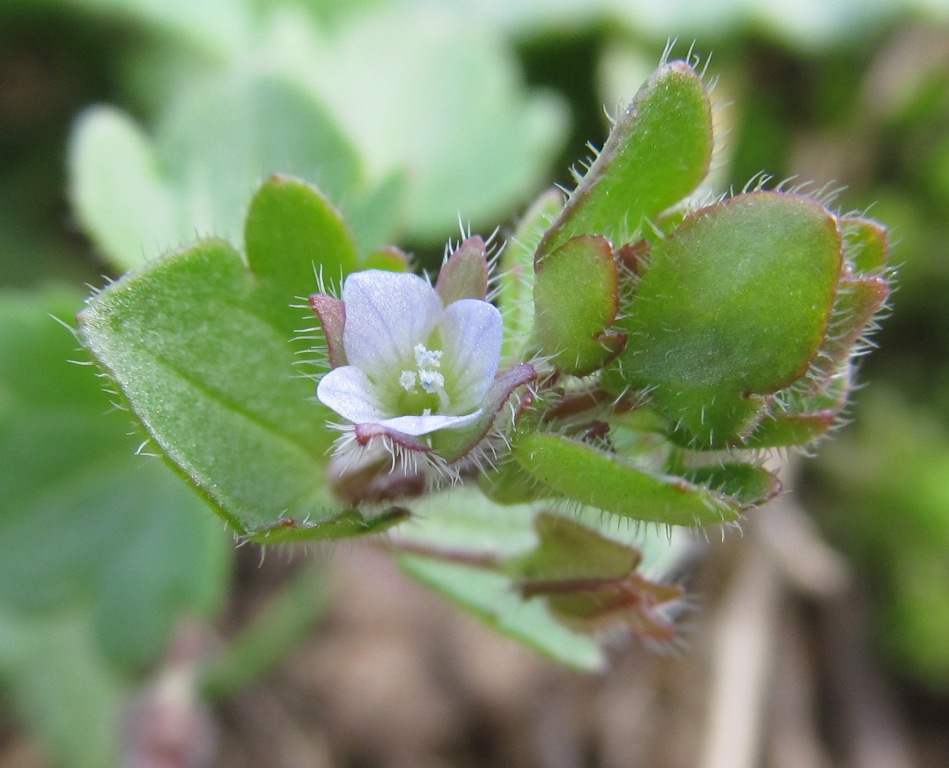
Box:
[76, 55, 891, 667]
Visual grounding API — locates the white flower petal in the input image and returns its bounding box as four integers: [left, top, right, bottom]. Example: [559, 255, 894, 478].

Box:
[379, 409, 484, 437]
[317, 366, 388, 424]
[439, 299, 503, 411]
[342, 270, 443, 374]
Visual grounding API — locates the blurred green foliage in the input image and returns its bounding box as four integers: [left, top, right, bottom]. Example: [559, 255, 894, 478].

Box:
[2, 0, 949, 765]
[0, 288, 230, 767]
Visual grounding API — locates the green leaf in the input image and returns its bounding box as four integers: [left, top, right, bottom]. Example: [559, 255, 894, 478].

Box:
[745, 365, 851, 447]
[478, 454, 544, 505]
[611, 192, 842, 448]
[247, 507, 410, 545]
[681, 463, 780, 506]
[499, 187, 562, 363]
[533, 234, 625, 375]
[390, 488, 687, 666]
[841, 215, 890, 274]
[511, 432, 743, 526]
[291, 7, 567, 240]
[399, 557, 606, 672]
[508, 514, 682, 642]
[76, 190, 393, 539]
[810, 276, 889, 382]
[244, 174, 358, 334]
[509, 512, 640, 580]
[68, 71, 365, 271]
[536, 60, 713, 262]
[744, 409, 838, 447]
[69, 107, 180, 273]
[79, 239, 323, 536]
[0, 287, 228, 672]
[0, 609, 123, 768]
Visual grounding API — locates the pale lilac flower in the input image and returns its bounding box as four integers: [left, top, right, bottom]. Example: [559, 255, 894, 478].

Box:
[309, 237, 537, 502]
[316, 269, 503, 438]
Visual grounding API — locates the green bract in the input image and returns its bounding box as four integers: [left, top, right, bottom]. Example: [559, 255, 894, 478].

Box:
[76, 56, 890, 663]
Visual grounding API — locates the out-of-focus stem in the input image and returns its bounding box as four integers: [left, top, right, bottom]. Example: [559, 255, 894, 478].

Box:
[699, 527, 782, 768]
[199, 562, 332, 701]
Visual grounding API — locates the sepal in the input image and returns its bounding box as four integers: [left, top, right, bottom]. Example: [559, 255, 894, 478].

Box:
[436, 235, 489, 304]
[307, 294, 347, 368]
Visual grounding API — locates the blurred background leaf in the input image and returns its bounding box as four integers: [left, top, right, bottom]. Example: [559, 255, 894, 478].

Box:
[0, 287, 230, 763]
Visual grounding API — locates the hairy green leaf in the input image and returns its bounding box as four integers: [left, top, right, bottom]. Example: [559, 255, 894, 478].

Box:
[77, 184, 397, 540]
[511, 432, 743, 526]
[536, 60, 713, 261]
[534, 234, 624, 375]
[612, 192, 842, 447]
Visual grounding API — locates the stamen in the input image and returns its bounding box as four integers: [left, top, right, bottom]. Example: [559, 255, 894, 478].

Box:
[419, 369, 446, 393]
[399, 370, 418, 391]
[414, 343, 443, 369]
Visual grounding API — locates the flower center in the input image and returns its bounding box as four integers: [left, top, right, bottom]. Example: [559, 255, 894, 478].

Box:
[397, 343, 449, 415]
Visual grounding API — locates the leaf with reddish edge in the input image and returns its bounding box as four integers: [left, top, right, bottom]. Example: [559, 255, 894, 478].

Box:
[510, 514, 682, 642]
[811, 276, 889, 381]
[435, 236, 489, 304]
[523, 575, 682, 641]
[308, 294, 347, 367]
[246, 506, 411, 544]
[746, 364, 852, 448]
[633, 193, 840, 393]
[740, 219, 888, 450]
[609, 192, 842, 449]
[841, 216, 890, 274]
[509, 512, 641, 580]
[534, 234, 625, 376]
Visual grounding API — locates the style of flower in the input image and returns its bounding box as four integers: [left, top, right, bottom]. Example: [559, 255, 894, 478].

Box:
[309, 236, 536, 494]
